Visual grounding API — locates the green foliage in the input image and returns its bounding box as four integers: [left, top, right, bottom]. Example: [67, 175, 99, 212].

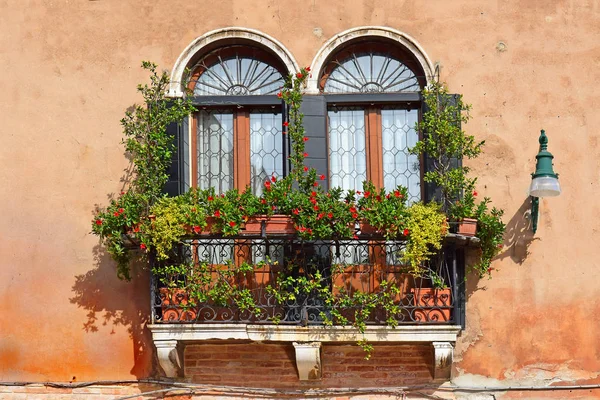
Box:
[145, 197, 191, 260]
[402, 202, 447, 276]
[411, 81, 483, 211]
[472, 198, 506, 277]
[413, 81, 506, 278]
[357, 181, 410, 239]
[92, 61, 194, 279]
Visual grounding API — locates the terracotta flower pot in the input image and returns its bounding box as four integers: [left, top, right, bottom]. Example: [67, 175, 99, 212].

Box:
[411, 287, 452, 322]
[456, 218, 477, 237]
[243, 215, 295, 235]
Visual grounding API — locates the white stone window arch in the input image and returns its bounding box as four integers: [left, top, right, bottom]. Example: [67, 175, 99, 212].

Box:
[306, 26, 435, 95]
[168, 27, 299, 98]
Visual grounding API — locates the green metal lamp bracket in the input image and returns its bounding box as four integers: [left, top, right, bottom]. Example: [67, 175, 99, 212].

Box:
[531, 196, 539, 234]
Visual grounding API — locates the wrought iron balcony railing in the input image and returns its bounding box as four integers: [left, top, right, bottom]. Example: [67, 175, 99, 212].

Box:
[150, 234, 468, 326]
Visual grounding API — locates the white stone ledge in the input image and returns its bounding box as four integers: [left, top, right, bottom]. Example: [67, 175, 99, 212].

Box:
[148, 323, 461, 343]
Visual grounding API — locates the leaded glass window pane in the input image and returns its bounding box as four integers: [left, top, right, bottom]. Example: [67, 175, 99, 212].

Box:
[328, 107, 367, 192]
[194, 54, 284, 96]
[196, 110, 234, 192]
[381, 108, 420, 202]
[324, 53, 419, 94]
[250, 111, 283, 195]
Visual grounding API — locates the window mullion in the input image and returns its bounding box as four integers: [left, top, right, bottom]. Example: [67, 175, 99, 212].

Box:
[234, 110, 251, 191]
[366, 107, 383, 189]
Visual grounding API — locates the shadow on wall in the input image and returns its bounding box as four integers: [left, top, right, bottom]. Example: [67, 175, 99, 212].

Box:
[70, 141, 153, 378]
[498, 197, 538, 266]
[463, 197, 538, 298]
[70, 243, 154, 378]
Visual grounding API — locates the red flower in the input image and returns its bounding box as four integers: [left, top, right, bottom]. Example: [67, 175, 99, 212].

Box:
[271, 205, 276, 210]
[364, 191, 371, 198]
[394, 190, 400, 198]
[313, 182, 318, 187]
[303, 152, 309, 157]
[349, 206, 357, 213]
[319, 174, 325, 180]
[296, 72, 303, 79]
[95, 219, 103, 225]
[313, 205, 319, 211]
[403, 229, 410, 236]
[214, 210, 221, 217]
[376, 195, 382, 202]
[306, 66, 311, 72]
[283, 121, 289, 127]
[140, 243, 147, 250]
[292, 208, 300, 215]
[271, 176, 277, 183]
[119, 208, 124, 213]
[113, 211, 120, 217]
[311, 191, 317, 197]
[264, 181, 271, 190]
[317, 213, 324, 219]
[299, 226, 307, 232]
[473, 191, 478, 197]
[229, 221, 236, 227]
[303, 137, 309, 142]
[120, 191, 125, 195]
[277, 92, 282, 98]
[303, 166, 309, 172]
[133, 225, 140, 233]
[352, 212, 358, 219]
[497, 244, 503, 248]
[327, 212, 333, 218]
[261, 199, 267, 204]
[207, 196, 214, 201]
[193, 225, 201, 234]
[356, 191, 362, 195]
[386, 194, 391, 199]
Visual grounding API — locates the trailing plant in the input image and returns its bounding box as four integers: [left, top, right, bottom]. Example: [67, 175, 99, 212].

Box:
[472, 198, 506, 277]
[401, 202, 447, 276]
[92, 61, 194, 279]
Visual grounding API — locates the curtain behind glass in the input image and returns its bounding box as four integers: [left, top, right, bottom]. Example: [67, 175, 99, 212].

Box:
[250, 111, 283, 195]
[328, 108, 367, 192]
[381, 108, 420, 202]
[197, 111, 234, 193]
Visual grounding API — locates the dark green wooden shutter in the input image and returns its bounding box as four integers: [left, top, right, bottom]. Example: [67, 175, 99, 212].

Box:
[422, 94, 462, 204]
[300, 95, 329, 190]
[163, 117, 189, 196]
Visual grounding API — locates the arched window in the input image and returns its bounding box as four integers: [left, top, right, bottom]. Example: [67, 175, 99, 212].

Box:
[315, 35, 430, 203]
[187, 45, 290, 195]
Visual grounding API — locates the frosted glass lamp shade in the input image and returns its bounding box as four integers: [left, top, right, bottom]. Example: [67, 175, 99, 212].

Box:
[529, 176, 561, 197]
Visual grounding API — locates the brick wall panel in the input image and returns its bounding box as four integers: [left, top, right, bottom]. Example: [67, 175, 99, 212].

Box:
[185, 342, 434, 388]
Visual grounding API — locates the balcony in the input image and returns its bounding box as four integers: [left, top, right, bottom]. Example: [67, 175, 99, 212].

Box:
[147, 229, 477, 380]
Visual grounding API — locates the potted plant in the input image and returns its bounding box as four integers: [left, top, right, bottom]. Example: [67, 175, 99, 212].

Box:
[448, 185, 479, 236]
[410, 81, 484, 212]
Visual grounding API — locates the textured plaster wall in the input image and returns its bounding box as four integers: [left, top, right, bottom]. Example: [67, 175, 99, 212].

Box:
[1, 0, 599, 394]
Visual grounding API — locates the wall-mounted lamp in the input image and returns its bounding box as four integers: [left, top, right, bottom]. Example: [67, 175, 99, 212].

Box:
[529, 129, 561, 233]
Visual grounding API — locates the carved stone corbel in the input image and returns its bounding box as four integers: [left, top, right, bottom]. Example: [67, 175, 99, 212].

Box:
[155, 340, 182, 378]
[293, 342, 322, 381]
[432, 341, 454, 381]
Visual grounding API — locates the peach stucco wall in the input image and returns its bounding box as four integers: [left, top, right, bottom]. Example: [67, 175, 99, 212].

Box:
[1, 0, 600, 390]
